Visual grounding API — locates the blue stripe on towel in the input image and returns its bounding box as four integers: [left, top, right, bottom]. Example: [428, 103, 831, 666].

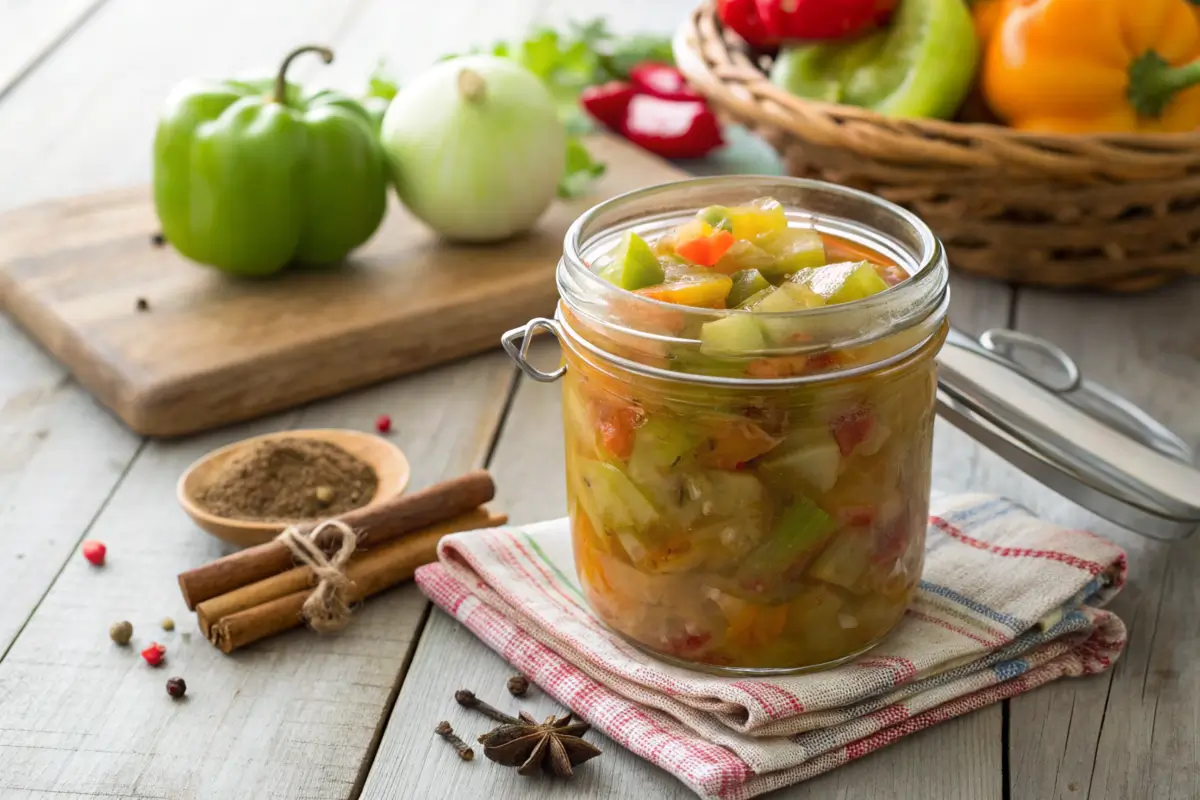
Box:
[919, 580, 1028, 632]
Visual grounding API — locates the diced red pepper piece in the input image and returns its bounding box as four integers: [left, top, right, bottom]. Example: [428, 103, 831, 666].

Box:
[830, 405, 875, 457]
[755, 0, 897, 41]
[628, 62, 703, 102]
[596, 403, 642, 461]
[580, 81, 638, 130]
[621, 95, 724, 160]
[717, 0, 781, 49]
[675, 230, 735, 267]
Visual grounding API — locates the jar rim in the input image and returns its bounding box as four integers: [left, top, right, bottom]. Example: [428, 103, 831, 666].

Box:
[562, 175, 945, 322]
[556, 175, 950, 384]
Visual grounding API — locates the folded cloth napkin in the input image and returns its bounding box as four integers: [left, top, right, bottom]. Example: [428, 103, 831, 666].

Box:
[415, 493, 1128, 799]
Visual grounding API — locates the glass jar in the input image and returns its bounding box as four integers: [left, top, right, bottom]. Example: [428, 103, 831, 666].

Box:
[509, 176, 949, 675]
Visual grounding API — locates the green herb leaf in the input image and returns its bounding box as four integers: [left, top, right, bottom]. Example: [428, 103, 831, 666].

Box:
[558, 137, 606, 199]
[366, 61, 399, 100]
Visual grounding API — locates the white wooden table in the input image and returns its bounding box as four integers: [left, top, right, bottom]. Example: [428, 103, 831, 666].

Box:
[0, 1, 1196, 798]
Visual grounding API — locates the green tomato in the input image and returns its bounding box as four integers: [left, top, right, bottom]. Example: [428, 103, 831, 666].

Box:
[770, 0, 978, 120]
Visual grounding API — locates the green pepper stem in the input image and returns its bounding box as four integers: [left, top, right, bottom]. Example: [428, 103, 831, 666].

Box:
[1128, 51, 1200, 119]
[273, 44, 334, 105]
[457, 68, 487, 104]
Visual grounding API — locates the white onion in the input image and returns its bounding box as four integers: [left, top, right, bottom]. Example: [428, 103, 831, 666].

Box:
[380, 55, 565, 243]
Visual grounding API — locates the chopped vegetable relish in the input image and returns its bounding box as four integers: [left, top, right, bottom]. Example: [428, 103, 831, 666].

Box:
[564, 197, 937, 671]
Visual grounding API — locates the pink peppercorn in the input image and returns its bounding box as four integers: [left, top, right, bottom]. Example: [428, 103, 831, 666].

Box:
[141, 642, 166, 667]
[81, 540, 106, 566]
[375, 414, 392, 434]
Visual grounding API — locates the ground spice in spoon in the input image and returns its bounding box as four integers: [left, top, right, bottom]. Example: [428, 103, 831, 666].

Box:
[197, 438, 378, 522]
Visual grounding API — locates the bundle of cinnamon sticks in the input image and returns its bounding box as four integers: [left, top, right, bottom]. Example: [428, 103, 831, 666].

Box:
[178, 470, 504, 653]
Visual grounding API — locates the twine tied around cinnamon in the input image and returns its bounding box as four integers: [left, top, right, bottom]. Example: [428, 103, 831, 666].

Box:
[276, 520, 358, 633]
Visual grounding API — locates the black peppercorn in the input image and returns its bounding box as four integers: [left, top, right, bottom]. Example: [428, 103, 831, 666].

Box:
[150, 232, 166, 247]
[166, 677, 187, 698]
[136, 297, 150, 312]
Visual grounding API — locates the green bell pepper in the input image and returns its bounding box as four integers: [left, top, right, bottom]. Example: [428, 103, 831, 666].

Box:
[769, 0, 978, 120]
[154, 45, 388, 277]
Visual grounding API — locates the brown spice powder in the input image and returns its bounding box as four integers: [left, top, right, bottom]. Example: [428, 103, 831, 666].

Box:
[198, 438, 378, 522]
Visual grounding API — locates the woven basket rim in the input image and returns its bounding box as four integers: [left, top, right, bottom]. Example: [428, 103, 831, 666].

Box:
[677, 2, 1200, 151]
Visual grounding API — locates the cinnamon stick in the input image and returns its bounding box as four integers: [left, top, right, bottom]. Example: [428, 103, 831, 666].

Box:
[207, 509, 508, 653]
[179, 469, 494, 609]
[195, 507, 501, 637]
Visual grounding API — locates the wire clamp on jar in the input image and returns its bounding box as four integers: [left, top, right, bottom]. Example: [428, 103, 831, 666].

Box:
[501, 318, 565, 383]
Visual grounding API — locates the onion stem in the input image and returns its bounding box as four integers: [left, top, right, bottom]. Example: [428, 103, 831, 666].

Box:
[457, 69, 487, 104]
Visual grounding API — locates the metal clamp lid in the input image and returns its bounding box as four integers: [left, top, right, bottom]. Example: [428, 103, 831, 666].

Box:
[937, 327, 1199, 540]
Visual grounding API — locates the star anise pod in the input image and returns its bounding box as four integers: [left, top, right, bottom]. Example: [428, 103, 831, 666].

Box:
[477, 710, 602, 778]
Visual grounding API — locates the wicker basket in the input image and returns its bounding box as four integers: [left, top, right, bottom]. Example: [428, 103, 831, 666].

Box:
[675, 4, 1200, 291]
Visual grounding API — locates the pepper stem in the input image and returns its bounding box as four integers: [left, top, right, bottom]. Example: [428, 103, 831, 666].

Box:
[1128, 50, 1200, 119]
[273, 44, 334, 105]
[457, 68, 487, 104]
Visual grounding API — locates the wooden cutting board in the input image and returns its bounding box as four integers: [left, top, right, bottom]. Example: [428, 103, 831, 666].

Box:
[0, 135, 688, 437]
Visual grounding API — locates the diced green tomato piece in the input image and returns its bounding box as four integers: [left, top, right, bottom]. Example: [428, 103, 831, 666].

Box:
[736, 498, 836, 588]
[563, 387, 596, 456]
[808, 530, 872, 592]
[704, 470, 767, 518]
[737, 286, 774, 309]
[757, 228, 826, 278]
[629, 418, 698, 472]
[727, 269, 772, 307]
[758, 427, 842, 493]
[727, 197, 788, 241]
[713, 240, 776, 276]
[578, 460, 659, 534]
[637, 271, 733, 308]
[749, 285, 824, 344]
[700, 313, 767, 356]
[791, 261, 890, 305]
[598, 231, 664, 290]
[697, 205, 734, 232]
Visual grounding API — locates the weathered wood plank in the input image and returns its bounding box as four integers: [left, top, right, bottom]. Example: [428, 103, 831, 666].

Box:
[0, 350, 515, 799]
[1004, 282, 1200, 800]
[366, 275, 1012, 798]
[0, 314, 140, 655]
[0, 0, 106, 99]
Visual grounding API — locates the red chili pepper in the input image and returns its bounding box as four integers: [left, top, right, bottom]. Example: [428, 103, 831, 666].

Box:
[621, 95, 724, 160]
[676, 230, 735, 266]
[580, 80, 637, 130]
[628, 62, 703, 102]
[717, 0, 780, 49]
[375, 414, 392, 434]
[81, 540, 106, 566]
[141, 642, 166, 667]
[755, 0, 897, 41]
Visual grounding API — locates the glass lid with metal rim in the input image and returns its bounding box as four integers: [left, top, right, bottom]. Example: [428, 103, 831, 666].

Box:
[935, 327, 1199, 540]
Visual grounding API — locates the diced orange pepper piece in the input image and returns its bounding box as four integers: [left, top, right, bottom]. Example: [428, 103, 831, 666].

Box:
[596, 403, 642, 460]
[696, 418, 782, 469]
[676, 230, 735, 267]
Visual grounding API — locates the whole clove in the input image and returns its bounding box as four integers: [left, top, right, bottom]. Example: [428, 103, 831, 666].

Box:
[434, 720, 474, 761]
[454, 689, 521, 725]
[507, 674, 529, 696]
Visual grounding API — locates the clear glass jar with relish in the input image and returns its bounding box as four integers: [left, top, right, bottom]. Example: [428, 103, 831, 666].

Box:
[502, 175, 1199, 676]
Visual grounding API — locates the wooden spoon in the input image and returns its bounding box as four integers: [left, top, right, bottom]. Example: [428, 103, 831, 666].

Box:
[177, 428, 411, 547]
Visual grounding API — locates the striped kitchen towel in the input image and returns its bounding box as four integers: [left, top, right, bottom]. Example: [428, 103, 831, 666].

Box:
[415, 494, 1127, 799]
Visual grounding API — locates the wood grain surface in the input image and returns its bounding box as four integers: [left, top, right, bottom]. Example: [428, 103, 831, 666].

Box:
[0, 135, 687, 437]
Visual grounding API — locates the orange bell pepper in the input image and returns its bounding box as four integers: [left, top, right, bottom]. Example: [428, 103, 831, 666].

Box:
[676, 230, 735, 267]
[982, 0, 1200, 132]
